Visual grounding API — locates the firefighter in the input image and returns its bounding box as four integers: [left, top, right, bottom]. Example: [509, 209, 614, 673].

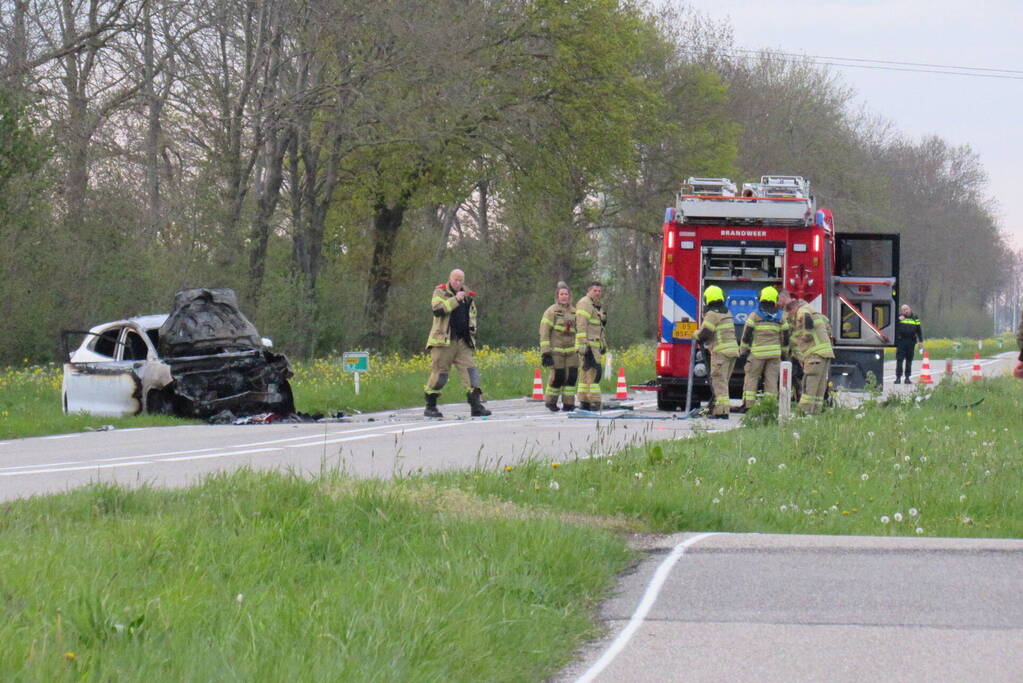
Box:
[1015, 309, 1023, 379]
[423, 268, 491, 418]
[695, 285, 739, 419]
[894, 304, 924, 383]
[575, 281, 607, 411]
[778, 290, 834, 415]
[539, 282, 578, 412]
[738, 286, 788, 410]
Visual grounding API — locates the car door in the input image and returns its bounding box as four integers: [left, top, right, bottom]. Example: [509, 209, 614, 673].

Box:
[62, 324, 155, 416]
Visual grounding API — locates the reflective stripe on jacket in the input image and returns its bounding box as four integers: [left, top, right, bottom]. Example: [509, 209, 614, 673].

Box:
[540, 303, 577, 354]
[697, 305, 739, 358]
[426, 283, 477, 348]
[740, 310, 787, 359]
[788, 302, 834, 360]
[575, 295, 606, 353]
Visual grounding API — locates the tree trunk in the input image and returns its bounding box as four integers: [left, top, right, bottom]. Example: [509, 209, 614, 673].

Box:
[362, 194, 409, 348]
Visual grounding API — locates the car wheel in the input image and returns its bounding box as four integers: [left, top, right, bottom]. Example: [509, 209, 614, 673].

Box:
[146, 389, 177, 416]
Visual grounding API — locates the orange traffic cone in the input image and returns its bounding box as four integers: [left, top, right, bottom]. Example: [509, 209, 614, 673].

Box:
[615, 368, 629, 400]
[530, 368, 544, 401]
[918, 351, 934, 385]
[971, 352, 983, 382]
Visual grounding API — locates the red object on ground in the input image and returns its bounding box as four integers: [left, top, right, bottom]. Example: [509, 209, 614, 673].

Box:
[615, 368, 629, 400]
[918, 351, 934, 385]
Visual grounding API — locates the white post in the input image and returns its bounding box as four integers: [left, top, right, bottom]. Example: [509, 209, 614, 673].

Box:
[778, 361, 792, 421]
[354, 371, 361, 396]
[604, 352, 613, 381]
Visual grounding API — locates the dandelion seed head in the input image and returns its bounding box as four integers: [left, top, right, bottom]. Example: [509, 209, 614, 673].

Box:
[634, 472, 643, 479]
[747, 456, 757, 465]
[549, 481, 560, 490]
[909, 508, 918, 517]
[880, 515, 890, 524]
[893, 512, 903, 522]
[915, 527, 924, 534]
[861, 473, 869, 481]
[778, 463, 787, 470]
[712, 497, 720, 504]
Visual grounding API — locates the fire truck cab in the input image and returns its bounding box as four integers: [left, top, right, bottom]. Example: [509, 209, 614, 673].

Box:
[655, 175, 899, 411]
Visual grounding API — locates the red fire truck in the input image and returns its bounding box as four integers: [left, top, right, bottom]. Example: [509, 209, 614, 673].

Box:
[655, 175, 900, 411]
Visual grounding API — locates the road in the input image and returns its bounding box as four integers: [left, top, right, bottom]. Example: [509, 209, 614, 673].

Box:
[559, 533, 1023, 682]
[0, 353, 1013, 503]
[0, 396, 738, 503]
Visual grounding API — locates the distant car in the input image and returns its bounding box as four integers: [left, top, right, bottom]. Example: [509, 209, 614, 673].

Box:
[62, 289, 294, 418]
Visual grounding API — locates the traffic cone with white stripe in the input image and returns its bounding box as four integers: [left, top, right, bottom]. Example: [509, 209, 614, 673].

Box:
[530, 368, 544, 401]
[615, 368, 629, 400]
[918, 350, 934, 385]
[971, 352, 983, 382]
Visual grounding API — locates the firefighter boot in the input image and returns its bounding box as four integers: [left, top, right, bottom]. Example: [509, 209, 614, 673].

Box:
[561, 397, 576, 412]
[424, 393, 443, 419]
[467, 388, 492, 417]
[544, 399, 560, 412]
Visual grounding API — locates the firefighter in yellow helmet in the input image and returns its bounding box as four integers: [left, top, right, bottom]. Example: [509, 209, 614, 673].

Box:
[575, 281, 607, 411]
[539, 282, 579, 411]
[738, 286, 789, 411]
[695, 285, 738, 419]
[778, 289, 834, 415]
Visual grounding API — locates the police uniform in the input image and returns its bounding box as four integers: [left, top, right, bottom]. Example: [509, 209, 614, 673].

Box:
[894, 309, 923, 383]
[539, 300, 578, 411]
[787, 301, 834, 415]
[696, 288, 739, 418]
[575, 294, 607, 410]
[423, 281, 490, 417]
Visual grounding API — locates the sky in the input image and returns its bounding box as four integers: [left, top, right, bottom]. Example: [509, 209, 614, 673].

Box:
[682, 0, 1023, 249]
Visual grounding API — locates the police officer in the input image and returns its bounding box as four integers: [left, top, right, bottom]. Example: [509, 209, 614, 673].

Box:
[778, 290, 834, 415]
[423, 268, 491, 418]
[539, 282, 578, 412]
[575, 281, 607, 412]
[738, 286, 788, 410]
[894, 304, 924, 383]
[695, 285, 739, 419]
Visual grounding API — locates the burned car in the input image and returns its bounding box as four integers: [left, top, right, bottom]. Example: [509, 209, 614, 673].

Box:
[62, 288, 294, 418]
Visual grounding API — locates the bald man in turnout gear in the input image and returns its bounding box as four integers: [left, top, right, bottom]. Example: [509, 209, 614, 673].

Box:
[539, 282, 578, 412]
[738, 286, 789, 411]
[423, 269, 491, 418]
[575, 282, 607, 411]
[695, 285, 739, 419]
[778, 290, 834, 415]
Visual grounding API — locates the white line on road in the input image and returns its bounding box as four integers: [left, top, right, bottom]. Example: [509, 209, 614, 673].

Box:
[575, 532, 720, 683]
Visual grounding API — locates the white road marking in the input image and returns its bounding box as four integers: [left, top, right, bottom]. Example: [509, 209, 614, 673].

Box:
[575, 532, 720, 683]
[0, 415, 562, 476]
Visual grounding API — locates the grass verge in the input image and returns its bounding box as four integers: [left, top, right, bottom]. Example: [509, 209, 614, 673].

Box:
[431, 377, 1023, 539]
[0, 470, 631, 681]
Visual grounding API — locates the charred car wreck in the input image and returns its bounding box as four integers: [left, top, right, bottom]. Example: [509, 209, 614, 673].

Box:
[62, 288, 295, 419]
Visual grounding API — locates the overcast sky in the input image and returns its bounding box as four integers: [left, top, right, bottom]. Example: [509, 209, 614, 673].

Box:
[682, 0, 1023, 249]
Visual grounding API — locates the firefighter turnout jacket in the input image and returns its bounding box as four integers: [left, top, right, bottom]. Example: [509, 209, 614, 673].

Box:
[540, 303, 577, 354]
[427, 282, 477, 349]
[575, 295, 606, 354]
[696, 302, 739, 357]
[895, 313, 923, 344]
[788, 302, 834, 361]
[740, 306, 788, 359]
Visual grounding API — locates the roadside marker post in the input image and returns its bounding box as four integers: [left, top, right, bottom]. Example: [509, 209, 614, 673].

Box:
[778, 361, 792, 421]
[342, 351, 370, 395]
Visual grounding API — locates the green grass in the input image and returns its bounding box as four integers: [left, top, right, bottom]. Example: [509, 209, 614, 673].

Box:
[432, 377, 1023, 539]
[0, 470, 631, 681]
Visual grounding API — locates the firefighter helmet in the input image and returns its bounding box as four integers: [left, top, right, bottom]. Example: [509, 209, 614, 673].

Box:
[703, 285, 724, 304]
[759, 286, 779, 303]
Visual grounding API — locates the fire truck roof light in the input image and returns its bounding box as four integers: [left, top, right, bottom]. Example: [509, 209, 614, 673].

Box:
[793, 243, 808, 252]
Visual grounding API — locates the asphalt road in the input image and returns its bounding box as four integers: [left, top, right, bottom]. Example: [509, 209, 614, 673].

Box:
[559, 533, 1023, 682]
[0, 395, 739, 503]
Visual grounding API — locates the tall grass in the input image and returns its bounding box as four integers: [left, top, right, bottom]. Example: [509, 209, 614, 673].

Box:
[434, 378, 1023, 539]
[0, 470, 631, 680]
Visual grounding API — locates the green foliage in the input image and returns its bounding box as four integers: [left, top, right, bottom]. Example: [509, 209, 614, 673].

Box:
[0, 470, 630, 680]
[440, 378, 1023, 538]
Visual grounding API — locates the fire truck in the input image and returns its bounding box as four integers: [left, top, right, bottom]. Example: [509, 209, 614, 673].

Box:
[655, 175, 900, 411]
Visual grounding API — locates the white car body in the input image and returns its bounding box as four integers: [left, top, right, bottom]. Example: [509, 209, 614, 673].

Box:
[62, 314, 174, 417]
